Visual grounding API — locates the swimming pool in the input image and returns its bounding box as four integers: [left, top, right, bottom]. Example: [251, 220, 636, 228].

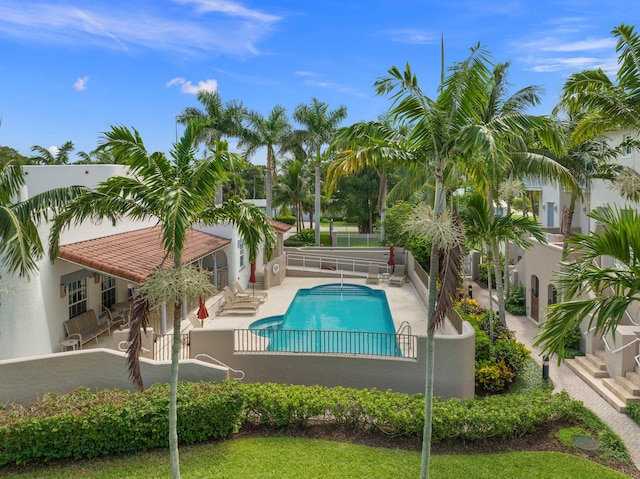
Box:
[249, 284, 401, 356]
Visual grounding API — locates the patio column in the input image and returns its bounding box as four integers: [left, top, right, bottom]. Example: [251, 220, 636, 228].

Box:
[213, 253, 218, 290]
[161, 302, 167, 334]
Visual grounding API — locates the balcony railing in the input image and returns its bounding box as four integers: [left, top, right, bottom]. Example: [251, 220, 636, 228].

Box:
[234, 328, 417, 359]
[153, 333, 190, 361]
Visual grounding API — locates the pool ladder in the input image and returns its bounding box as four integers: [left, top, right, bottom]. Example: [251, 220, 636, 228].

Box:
[396, 321, 414, 356]
[195, 353, 246, 380]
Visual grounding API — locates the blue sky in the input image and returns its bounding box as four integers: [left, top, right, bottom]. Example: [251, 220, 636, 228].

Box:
[0, 0, 634, 164]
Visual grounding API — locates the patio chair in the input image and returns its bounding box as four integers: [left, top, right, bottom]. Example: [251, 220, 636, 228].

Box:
[103, 305, 127, 330]
[223, 286, 262, 306]
[366, 264, 380, 284]
[188, 313, 203, 328]
[389, 264, 407, 286]
[233, 280, 268, 302]
[217, 291, 260, 316]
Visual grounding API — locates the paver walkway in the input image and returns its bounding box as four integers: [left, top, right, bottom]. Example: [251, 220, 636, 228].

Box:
[469, 281, 640, 471]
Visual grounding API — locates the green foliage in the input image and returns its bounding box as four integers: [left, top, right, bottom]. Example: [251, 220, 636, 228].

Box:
[626, 402, 640, 425]
[0, 383, 591, 468]
[406, 236, 431, 269]
[382, 202, 414, 248]
[0, 382, 245, 467]
[509, 359, 553, 394]
[475, 360, 515, 393]
[297, 228, 315, 244]
[505, 283, 526, 316]
[478, 262, 489, 283]
[275, 215, 296, 225]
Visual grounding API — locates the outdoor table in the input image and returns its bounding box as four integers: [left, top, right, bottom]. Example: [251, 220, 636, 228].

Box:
[61, 338, 80, 351]
[111, 301, 133, 325]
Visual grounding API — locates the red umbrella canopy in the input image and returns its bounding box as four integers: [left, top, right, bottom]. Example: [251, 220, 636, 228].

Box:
[387, 245, 395, 266]
[249, 261, 257, 283]
[197, 297, 209, 319]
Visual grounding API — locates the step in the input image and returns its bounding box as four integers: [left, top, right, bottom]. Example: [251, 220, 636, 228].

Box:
[565, 359, 627, 412]
[595, 350, 606, 362]
[626, 371, 640, 385]
[603, 378, 640, 404]
[574, 355, 609, 378]
[615, 375, 640, 396]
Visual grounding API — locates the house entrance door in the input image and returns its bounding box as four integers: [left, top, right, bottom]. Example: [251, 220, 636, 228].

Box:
[531, 275, 539, 321]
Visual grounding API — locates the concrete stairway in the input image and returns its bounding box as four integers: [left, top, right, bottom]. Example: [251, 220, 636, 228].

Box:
[566, 350, 640, 412]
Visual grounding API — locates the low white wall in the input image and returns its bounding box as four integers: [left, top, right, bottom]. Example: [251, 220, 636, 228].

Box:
[189, 325, 475, 399]
[0, 349, 229, 405]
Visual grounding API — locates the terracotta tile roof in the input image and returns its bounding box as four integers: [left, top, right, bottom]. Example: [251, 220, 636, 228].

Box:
[269, 219, 293, 233]
[58, 226, 231, 284]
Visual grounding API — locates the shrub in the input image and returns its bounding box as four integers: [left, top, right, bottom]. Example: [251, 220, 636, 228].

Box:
[275, 215, 296, 225]
[475, 360, 515, 393]
[297, 228, 315, 244]
[505, 283, 526, 316]
[0, 382, 245, 467]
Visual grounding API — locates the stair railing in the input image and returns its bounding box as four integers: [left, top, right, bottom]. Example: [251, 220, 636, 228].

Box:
[194, 353, 245, 380]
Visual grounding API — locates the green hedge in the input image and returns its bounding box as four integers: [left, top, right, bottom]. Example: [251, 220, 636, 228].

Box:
[0, 382, 584, 467]
[0, 382, 244, 466]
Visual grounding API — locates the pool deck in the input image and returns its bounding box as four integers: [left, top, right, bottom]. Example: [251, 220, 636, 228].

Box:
[195, 276, 428, 335]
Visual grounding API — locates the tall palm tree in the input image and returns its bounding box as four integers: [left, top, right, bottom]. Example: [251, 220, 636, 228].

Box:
[375, 44, 493, 479]
[291, 98, 347, 245]
[462, 61, 568, 325]
[48, 122, 275, 479]
[559, 24, 640, 142]
[0, 156, 84, 278]
[238, 105, 291, 218]
[177, 91, 246, 145]
[327, 116, 412, 242]
[460, 194, 545, 340]
[535, 206, 640, 361]
[30, 141, 75, 165]
[272, 158, 309, 233]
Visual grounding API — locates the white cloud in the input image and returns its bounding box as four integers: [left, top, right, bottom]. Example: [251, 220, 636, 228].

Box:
[48, 145, 59, 156]
[384, 28, 434, 45]
[522, 36, 616, 52]
[174, 0, 280, 23]
[166, 77, 218, 94]
[0, 1, 281, 57]
[524, 56, 617, 74]
[294, 71, 314, 77]
[73, 76, 89, 91]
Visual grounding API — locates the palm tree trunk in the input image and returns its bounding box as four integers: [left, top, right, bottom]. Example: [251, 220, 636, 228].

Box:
[487, 190, 507, 326]
[379, 168, 388, 243]
[265, 146, 273, 218]
[503, 200, 512, 300]
[561, 193, 577, 260]
[314, 154, 321, 246]
[168, 252, 183, 478]
[486, 253, 495, 343]
[420, 174, 444, 479]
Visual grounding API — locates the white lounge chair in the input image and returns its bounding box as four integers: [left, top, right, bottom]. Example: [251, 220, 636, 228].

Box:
[233, 280, 268, 302]
[223, 286, 262, 306]
[367, 264, 380, 284]
[216, 290, 260, 316]
[389, 265, 407, 286]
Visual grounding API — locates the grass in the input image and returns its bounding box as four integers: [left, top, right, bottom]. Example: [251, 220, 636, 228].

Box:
[1, 437, 632, 479]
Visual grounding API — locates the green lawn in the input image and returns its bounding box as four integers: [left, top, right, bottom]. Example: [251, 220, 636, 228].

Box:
[1, 437, 631, 479]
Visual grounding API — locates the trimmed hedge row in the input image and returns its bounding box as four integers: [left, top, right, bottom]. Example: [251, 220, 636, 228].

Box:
[0, 382, 244, 466]
[0, 382, 581, 467]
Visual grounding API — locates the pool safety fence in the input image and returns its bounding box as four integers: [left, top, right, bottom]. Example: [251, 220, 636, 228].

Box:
[335, 232, 381, 247]
[286, 252, 392, 276]
[234, 329, 417, 359]
[153, 333, 190, 361]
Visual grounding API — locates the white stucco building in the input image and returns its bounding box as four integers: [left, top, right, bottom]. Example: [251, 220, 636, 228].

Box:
[0, 164, 279, 360]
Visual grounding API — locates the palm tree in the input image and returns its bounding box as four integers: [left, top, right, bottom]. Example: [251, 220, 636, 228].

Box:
[272, 158, 309, 233]
[291, 98, 347, 245]
[535, 206, 640, 362]
[0, 156, 84, 278]
[462, 61, 568, 325]
[177, 91, 246, 145]
[238, 105, 291, 217]
[30, 141, 75, 165]
[460, 194, 545, 340]
[48, 122, 275, 479]
[375, 44, 494, 479]
[559, 24, 640, 142]
[327, 117, 412, 242]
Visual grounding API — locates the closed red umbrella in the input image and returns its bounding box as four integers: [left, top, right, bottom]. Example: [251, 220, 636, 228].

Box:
[387, 245, 395, 267]
[197, 296, 209, 320]
[249, 261, 257, 296]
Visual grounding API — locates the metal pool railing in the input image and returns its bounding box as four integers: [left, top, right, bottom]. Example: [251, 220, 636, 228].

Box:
[235, 329, 417, 359]
[153, 333, 190, 361]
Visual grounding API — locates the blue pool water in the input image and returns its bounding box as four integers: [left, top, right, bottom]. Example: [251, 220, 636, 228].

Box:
[249, 284, 401, 356]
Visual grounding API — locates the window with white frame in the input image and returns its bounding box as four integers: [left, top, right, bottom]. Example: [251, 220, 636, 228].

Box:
[68, 278, 88, 318]
[238, 239, 245, 269]
[101, 275, 117, 310]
